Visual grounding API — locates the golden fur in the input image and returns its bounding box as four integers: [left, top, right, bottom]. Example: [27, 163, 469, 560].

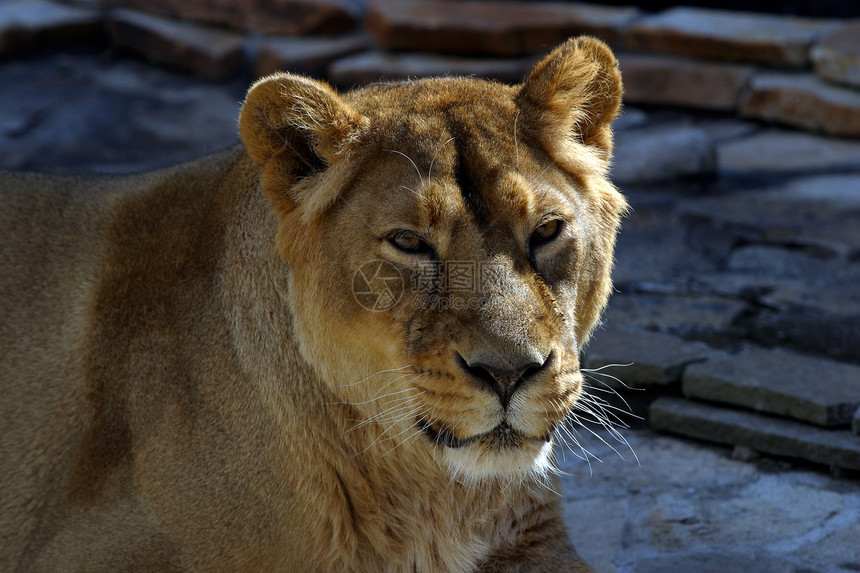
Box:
[0, 37, 626, 572]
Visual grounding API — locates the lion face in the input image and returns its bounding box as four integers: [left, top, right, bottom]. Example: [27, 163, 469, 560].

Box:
[239, 37, 626, 481]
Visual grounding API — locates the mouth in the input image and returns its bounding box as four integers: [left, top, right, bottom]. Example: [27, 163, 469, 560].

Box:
[417, 418, 552, 450]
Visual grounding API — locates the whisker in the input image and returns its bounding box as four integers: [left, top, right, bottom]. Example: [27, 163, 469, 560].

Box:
[582, 362, 634, 373]
[350, 394, 425, 431]
[428, 137, 455, 180]
[331, 386, 422, 407]
[388, 149, 424, 186]
[344, 365, 414, 388]
[513, 110, 520, 171]
[570, 401, 639, 465]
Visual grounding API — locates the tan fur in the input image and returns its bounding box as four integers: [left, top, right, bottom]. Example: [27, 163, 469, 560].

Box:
[0, 37, 625, 572]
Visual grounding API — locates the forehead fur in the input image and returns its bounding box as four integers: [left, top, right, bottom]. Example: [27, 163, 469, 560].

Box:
[345, 79, 551, 221]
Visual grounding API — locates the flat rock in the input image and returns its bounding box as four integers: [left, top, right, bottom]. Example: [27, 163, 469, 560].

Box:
[612, 200, 716, 288]
[727, 245, 835, 282]
[366, 0, 639, 57]
[761, 278, 860, 317]
[691, 254, 860, 362]
[811, 22, 860, 89]
[619, 53, 752, 111]
[612, 125, 716, 185]
[679, 174, 860, 258]
[683, 347, 860, 427]
[603, 292, 748, 342]
[327, 51, 539, 87]
[632, 553, 802, 573]
[854, 409, 860, 436]
[650, 397, 860, 471]
[690, 245, 858, 302]
[0, 51, 243, 174]
[108, 9, 244, 80]
[255, 34, 370, 78]
[745, 310, 860, 365]
[691, 118, 761, 144]
[740, 72, 860, 137]
[717, 129, 860, 175]
[0, 0, 101, 55]
[583, 327, 712, 388]
[612, 106, 649, 131]
[722, 246, 860, 311]
[105, 0, 362, 35]
[625, 7, 840, 67]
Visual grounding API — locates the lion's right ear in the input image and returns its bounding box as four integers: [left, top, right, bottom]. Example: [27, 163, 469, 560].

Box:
[239, 73, 369, 214]
[516, 37, 622, 164]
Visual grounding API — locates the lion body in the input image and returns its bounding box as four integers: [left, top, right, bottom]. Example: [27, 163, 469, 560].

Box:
[1, 38, 625, 572]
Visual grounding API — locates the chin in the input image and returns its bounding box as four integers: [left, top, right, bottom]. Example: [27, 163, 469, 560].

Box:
[440, 437, 555, 484]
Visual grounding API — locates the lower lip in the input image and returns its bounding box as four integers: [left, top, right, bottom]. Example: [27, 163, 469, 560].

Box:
[417, 419, 551, 448]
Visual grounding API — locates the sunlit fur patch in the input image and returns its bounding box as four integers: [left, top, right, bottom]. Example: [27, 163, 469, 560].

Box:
[441, 438, 555, 483]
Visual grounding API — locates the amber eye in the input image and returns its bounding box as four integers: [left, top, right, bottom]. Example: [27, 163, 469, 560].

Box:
[388, 231, 433, 255]
[531, 219, 563, 246]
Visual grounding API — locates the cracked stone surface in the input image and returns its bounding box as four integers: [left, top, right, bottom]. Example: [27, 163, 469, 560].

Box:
[558, 427, 860, 573]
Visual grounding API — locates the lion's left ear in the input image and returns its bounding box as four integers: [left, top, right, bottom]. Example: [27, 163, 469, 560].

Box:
[517, 36, 622, 159]
[239, 73, 369, 214]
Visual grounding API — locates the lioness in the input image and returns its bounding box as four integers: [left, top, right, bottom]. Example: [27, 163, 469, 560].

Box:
[0, 37, 625, 572]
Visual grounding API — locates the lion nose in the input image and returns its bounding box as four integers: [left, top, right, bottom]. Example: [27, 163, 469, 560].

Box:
[458, 354, 550, 409]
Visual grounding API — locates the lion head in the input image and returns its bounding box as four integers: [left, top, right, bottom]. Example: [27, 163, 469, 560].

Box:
[239, 37, 626, 482]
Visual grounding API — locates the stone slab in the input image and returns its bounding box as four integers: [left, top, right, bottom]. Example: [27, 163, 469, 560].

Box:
[632, 553, 801, 573]
[691, 254, 860, 364]
[690, 118, 761, 144]
[812, 22, 860, 89]
[679, 174, 860, 259]
[855, 408, 860, 436]
[255, 34, 370, 78]
[0, 0, 101, 54]
[723, 246, 860, 313]
[0, 50, 243, 174]
[727, 245, 834, 283]
[746, 310, 860, 366]
[612, 125, 715, 185]
[105, 0, 362, 35]
[683, 347, 860, 427]
[761, 279, 860, 317]
[625, 7, 840, 67]
[612, 106, 649, 131]
[327, 51, 539, 87]
[717, 129, 860, 175]
[740, 72, 860, 137]
[366, 0, 639, 57]
[619, 53, 752, 111]
[649, 397, 860, 471]
[561, 426, 860, 572]
[611, 200, 717, 288]
[603, 293, 748, 342]
[583, 327, 712, 388]
[108, 9, 244, 80]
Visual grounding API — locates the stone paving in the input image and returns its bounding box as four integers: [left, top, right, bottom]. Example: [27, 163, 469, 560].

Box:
[558, 427, 860, 572]
[2, 1, 860, 571]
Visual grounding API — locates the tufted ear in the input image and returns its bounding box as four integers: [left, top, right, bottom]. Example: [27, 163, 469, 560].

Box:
[239, 73, 369, 214]
[516, 36, 622, 160]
